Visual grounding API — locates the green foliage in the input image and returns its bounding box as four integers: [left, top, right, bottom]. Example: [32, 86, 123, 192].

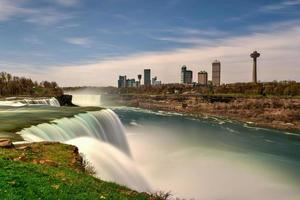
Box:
[116, 81, 300, 97]
[0, 72, 63, 97]
[0, 143, 156, 200]
[214, 81, 300, 97]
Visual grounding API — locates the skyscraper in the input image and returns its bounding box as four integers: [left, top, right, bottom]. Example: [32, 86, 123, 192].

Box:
[144, 69, 151, 86]
[198, 71, 208, 85]
[212, 60, 221, 86]
[181, 65, 193, 84]
[118, 76, 126, 88]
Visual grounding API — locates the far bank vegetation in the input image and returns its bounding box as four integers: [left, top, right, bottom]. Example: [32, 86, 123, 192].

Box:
[0, 72, 62, 97]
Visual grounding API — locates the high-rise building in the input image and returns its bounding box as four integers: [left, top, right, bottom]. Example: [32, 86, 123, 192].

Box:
[198, 71, 208, 85]
[212, 60, 221, 86]
[118, 76, 126, 88]
[126, 79, 136, 88]
[181, 65, 193, 84]
[144, 69, 151, 86]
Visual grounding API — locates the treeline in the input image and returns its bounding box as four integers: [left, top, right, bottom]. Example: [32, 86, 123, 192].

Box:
[213, 81, 300, 96]
[119, 81, 300, 97]
[0, 72, 63, 97]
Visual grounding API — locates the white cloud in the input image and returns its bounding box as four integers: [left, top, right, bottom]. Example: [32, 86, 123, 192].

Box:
[0, 0, 32, 21]
[65, 37, 92, 47]
[20, 21, 300, 87]
[261, 0, 300, 11]
[0, 0, 74, 25]
[153, 36, 217, 45]
[25, 9, 73, 26]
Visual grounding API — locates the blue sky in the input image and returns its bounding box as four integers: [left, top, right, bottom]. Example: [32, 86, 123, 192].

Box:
[0, 0, 300, 86]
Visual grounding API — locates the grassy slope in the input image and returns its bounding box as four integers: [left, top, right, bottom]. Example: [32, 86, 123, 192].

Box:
[0, 106, 101, 141]
[0, 142, 160, 200]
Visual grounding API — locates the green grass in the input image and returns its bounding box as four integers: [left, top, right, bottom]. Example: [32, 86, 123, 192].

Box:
[0, 106, 101, 141]
[0, 142, 163, 200]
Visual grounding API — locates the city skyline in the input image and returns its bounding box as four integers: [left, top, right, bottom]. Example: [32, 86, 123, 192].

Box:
[0, 0, 300, 86]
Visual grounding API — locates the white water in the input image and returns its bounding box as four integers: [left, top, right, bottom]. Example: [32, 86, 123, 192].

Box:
[23, 98, 61, 107]
[0, 98, 60, 107]
[18, 109, 150, 192]
[71, 94, 101, 107]
[0, 101, 26, 107]
[67, 137, 150, 192]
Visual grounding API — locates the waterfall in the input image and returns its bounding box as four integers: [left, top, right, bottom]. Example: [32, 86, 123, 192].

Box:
[22, 98, 61, 107]
[67, 137, 150, 192]
[0, 97, 60, 107]
[71, 94, 101, 107]
[17, 109, 150, 192]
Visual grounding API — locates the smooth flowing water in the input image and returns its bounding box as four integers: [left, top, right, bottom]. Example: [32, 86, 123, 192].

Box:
[112, 107, 300, 200]
[3, 100, 300, 199]
[17, 109, 150, 192]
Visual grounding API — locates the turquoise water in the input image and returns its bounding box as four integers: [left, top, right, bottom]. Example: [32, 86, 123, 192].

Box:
[112, 107, 300, 200]
[2, 103, 300, 199]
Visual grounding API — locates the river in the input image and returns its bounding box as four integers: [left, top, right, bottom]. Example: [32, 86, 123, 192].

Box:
[113, 106, 300, 200]
[1, 97, 300, 199]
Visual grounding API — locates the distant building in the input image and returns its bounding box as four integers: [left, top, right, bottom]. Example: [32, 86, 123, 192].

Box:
[212, 60, 221, 86]
[137, 74, 142, 87]
[198, 71, 208, 85]
[126, 79, 136, 88]
[152, 76, 162, 86]
[181, 65, 193, 84]
[144, 69, 151, 86]
[118, 76, 126, 88]
[250, 51, 261, 83]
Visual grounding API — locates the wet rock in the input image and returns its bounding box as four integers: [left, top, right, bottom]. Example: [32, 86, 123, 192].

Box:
[0, 139, 14, 148]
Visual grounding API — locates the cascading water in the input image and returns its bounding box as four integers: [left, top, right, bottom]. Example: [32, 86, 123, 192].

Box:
[0, 98, 60, 107]
[22, 98, 61, 107]
[71, 94, 101, 107]
[17, 109, 150, 192]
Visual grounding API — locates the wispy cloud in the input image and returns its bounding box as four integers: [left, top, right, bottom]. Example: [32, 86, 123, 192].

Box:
[0, 0, 31, 21]
[23, 20, 300, 86]
[0, 0, 74, 25]
[260, 0, 300, 11]
[23, 35, 43, 45]
[25, 9, 73, 26]
[152, 36, 217, 45]
[55, 0, 79, 7]
[150, 27, 226, 45]
[65, 37, 92, 47]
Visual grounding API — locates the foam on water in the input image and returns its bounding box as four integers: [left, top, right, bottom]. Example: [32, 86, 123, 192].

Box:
[0, 98, 60, 107]
[18, 109, 150, 192]
[71, 94, 102, 107]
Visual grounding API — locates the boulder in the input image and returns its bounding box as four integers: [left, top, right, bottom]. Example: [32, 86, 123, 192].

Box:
[0, 139, 14, 148]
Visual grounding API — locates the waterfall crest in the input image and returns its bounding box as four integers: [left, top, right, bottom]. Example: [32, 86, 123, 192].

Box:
[17, 109, 150, 191]
[71, 94, 101, 107]
[22, 98, 61, 107]
[19, 109, 130, 155]
[0, 97, 60, 107]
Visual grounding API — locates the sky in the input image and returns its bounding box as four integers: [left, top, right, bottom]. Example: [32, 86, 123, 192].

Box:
[0, 0, 300, 86]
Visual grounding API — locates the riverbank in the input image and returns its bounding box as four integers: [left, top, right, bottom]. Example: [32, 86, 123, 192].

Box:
[0, 142, 166, 200]
[114, 94, 300, 133]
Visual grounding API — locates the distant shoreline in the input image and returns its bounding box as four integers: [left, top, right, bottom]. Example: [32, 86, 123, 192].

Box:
[112, 94, 300, 134]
